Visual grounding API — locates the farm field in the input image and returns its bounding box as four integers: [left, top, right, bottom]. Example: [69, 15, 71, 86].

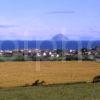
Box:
[0, 61, 100, 88]
[0, 83, 100, 100]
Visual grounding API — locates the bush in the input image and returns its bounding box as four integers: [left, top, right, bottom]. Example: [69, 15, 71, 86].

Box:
[32, 80, 45, 86]
[92, 75, 100, 83]
[66, 55, 78, 61]
[14, 56, 25, 61]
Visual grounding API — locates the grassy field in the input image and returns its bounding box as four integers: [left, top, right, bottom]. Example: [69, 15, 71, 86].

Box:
[0, 83, 100, 100]
[0, 61, 100, 88]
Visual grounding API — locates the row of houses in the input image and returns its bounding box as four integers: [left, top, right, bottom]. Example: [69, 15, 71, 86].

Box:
[0, 49, 60, 57]
[0, 47, 100, 58]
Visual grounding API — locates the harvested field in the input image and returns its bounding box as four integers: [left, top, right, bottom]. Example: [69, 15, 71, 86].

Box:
[0, 61, 100, 88]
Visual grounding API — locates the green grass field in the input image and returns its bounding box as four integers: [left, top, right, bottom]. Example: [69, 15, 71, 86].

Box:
[0, 83, 100, 100]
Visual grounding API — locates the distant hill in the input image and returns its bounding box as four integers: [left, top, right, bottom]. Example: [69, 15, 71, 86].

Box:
[52, 34, 69, 41]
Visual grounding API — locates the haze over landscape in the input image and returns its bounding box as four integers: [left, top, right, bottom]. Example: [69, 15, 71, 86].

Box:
[0, 1, 100, 100]
[0, 0, 100, 40]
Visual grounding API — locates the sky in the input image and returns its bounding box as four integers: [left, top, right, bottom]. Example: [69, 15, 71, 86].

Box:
[0, 0, 100, 40]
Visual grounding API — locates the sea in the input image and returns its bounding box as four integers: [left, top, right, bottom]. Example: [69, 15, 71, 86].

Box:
[0, 40, 100, 50]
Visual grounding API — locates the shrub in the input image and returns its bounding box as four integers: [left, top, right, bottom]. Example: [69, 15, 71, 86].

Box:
[14, 56, 25, 61]
[66, 55, 78, 61]
[32, 80, 45, 86]
[92, 75, 100, 83]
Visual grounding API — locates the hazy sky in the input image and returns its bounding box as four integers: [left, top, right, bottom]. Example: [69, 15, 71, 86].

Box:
[0, 0, 100, 40]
